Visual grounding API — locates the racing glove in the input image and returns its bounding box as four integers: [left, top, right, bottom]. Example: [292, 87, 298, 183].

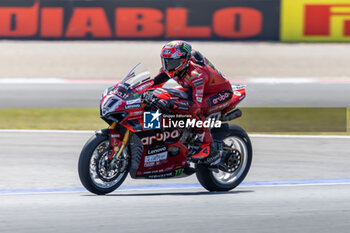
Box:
[142, 92, 156, 105]
[142, 92, 171, 113]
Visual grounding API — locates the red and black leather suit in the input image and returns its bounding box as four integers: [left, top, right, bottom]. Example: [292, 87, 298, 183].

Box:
[151, 51, 233, 148]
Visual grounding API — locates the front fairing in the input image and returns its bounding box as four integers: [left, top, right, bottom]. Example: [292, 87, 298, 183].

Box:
[99, 63, 154, 131]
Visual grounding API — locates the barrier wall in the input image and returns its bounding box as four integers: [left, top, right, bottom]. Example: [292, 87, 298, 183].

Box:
[1, 0, 350, 41]
[0, 0, 280, 40]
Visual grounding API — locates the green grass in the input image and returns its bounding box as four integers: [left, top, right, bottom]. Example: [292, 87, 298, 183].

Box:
[233, 107, 347, 133]
[348, 108, 350, 132]
[0, 108, 107, 130]
[0, 107, 348, 134]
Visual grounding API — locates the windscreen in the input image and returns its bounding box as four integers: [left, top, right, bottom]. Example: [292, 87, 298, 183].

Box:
[119, 63, 151, 90]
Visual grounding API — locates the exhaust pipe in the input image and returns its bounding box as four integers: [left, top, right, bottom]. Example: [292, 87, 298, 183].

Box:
[221, 109, 242, 122]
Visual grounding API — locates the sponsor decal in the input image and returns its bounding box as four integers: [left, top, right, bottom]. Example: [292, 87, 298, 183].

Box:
[183, 43, 191, 53]
[144, 151, 167, 167]
[129, 110, 143, 117]
[210, 91, 232, 106]
[174, 168, 184, 176]
[281, 0, 350, 41]
[141, 130, 180, 145]
[125, 104, 141, 109]
[135, 82, 153, 92]
[147, 146, 167, 155]
[147, 172, 173, 179]
[145, 152, 167, 163]
[143, 110, 161, 129]
[231, 85, 246, 91]
[126, 99, 141, 105]
[193, 80, 203, 87]
[111, 134, 121, 138]
[190, 72, 200, 80]
[196, 89, 204, 96]
[116, 90, 129, 99]
[234, 91, 242, 97]
[0, 0, 278, 40]
[118, 83, 130, 90]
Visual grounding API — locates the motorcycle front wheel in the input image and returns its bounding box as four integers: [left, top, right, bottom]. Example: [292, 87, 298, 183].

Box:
[196, 123, 252, 192]
[78, 134, 130, 195]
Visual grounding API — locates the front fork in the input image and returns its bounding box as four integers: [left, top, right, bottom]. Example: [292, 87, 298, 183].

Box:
[108, 122, 131, 160]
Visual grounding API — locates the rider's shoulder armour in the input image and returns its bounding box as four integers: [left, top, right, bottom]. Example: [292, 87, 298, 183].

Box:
[191, 50, 205, 66]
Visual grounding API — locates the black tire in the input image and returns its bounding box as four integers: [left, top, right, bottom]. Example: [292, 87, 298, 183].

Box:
[196, 123, 252, 192]
[78, 134, 129, 195]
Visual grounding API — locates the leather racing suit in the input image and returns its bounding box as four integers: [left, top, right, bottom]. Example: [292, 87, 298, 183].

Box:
[151, 51, 233, 159]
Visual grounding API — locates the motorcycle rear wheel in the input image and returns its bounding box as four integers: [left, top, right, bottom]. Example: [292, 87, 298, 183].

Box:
[78, 134, 130, 195]
[196, 123, 252, 192]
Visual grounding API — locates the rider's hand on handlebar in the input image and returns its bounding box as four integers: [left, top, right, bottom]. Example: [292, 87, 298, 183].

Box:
[142, 92, 158, 105]
[142, 92, 171, 113]
[157, 99, 171, 113]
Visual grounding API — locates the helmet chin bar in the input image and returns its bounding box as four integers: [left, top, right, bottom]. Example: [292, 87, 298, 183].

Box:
[162, 56, 189, 78]
[175, 66, 189, 79]
[164, 64, 188, 79]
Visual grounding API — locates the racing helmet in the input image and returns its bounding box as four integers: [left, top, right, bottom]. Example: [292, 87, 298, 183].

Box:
[160, 40, 192, 78]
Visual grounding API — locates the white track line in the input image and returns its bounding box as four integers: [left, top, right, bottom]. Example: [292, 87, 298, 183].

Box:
[0, 129, 93, 134]
[0, 129, 349, 138]
[1, 77, 350, 84]
[250, 134, 350, 139]
[0, 78, 116, 84]
[246, 77, 318, 84]
[0, 78, 67, 84]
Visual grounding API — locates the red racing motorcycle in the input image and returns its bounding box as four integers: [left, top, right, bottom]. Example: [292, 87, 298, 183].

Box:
[78, 63, 252, 195]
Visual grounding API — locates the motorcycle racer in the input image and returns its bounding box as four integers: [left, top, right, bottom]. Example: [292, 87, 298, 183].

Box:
[143, 40, 233, 161]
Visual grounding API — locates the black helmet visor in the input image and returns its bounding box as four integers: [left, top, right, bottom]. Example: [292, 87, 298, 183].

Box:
[162, 58, 183, 72]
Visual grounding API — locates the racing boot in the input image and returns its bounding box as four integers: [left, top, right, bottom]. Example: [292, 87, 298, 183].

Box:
[190, 142, 221, 165]
[190, 132, 221, 165]
[191, 143, 211, 160]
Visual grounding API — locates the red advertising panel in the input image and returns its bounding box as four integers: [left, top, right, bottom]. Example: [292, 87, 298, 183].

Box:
[0, 0, 280, 40]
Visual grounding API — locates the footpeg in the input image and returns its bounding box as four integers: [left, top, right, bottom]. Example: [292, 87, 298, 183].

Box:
[204, 153, 221, 165]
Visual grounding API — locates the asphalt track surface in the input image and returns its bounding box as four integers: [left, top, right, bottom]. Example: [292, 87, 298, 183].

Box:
[1, 82, 350, 108]
[1, 131, 350, 233]
[1, 41, 350, 78]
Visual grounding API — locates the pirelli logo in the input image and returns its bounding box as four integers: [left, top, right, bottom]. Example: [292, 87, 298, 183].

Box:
[281, 0, 350, 41]
[305, 4, 350, 36]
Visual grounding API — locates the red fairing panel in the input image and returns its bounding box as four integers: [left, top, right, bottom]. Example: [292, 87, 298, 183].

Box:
[135, 141, 189, 177]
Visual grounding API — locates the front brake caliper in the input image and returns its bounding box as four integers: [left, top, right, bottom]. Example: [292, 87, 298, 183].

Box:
[108, 130, 123, 160]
